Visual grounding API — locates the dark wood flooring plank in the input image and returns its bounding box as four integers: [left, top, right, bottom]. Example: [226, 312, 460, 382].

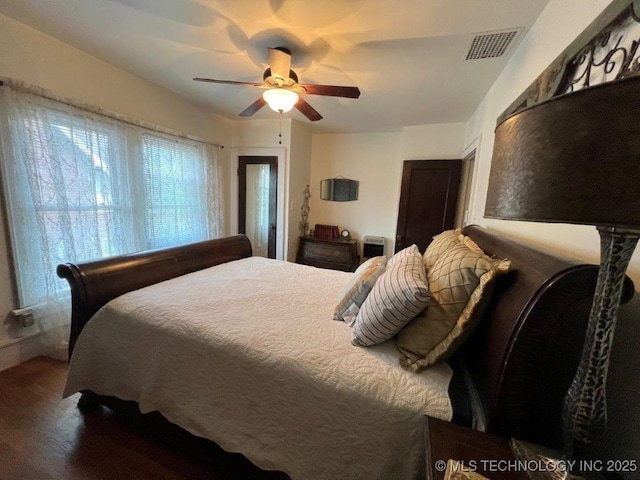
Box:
[0, 357, 289, 480]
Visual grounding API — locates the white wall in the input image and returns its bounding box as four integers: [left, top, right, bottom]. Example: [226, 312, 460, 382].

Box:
[0, 13, 233, 371]
[288, 121, 314, 262]
[464, 0, 639, 469]
[232, 118, 291, 149]
[309, 132, 402, 257]
[401, 123, 467, 160]
[309, 123, 465, 257]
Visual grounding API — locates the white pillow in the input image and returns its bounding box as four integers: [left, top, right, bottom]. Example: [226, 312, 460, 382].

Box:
[333, 256, 386, 326]
[351, 245, 430, 346]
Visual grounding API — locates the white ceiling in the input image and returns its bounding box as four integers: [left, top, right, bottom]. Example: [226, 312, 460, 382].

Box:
[0, 0, 549, 133]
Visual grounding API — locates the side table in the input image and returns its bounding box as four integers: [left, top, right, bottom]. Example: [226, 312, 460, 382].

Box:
[425, 416, 529, 480]
[296, 236, 359, 272]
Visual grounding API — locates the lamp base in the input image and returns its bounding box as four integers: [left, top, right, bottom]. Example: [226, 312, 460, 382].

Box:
[510, 437, 630, 480]
[511, 438, 578, 480]
[562, 226, 639, 455]
[509, 438, 622, 480]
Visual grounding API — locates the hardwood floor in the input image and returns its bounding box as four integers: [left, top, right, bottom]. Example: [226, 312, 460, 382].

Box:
[0, 357, 289, 480]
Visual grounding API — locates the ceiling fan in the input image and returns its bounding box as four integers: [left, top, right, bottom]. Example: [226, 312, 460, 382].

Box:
[194, 47, 360, 122]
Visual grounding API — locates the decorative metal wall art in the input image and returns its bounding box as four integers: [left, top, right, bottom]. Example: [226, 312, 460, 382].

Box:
[499, 0, 640, 123]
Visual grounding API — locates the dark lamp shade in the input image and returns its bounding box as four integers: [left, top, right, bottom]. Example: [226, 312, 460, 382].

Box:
[485, 77, 640, 229]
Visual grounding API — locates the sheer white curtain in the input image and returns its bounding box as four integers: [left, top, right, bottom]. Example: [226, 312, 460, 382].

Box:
[0, 85, 224, 359]
[245, 164, 270, 257]
[205, 144, 224, 239]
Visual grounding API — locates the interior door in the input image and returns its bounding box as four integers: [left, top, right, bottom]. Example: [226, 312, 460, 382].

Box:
[239, 156, 278, 258]
[395, 159, 462, 253]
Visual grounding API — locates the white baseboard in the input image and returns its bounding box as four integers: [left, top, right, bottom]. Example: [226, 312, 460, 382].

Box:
[0, 333, 45, 372]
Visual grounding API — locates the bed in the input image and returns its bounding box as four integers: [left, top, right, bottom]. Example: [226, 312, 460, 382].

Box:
[58, 225, 634, 480]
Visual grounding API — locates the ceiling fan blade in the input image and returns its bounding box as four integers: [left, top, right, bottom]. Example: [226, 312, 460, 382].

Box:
[239, 97, 267, 117]
[299, 84, 360, 99]
[295, 97, 323, 122]
[268, 47, 292, 83]
[193, 77, 262, 87]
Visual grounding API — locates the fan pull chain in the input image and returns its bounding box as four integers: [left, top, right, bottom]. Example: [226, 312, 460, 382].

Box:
[278, 113, 283, 145]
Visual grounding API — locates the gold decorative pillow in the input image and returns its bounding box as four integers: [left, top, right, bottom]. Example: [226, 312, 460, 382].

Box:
[423, 229, 484, 271]
[423, 229, 463, 270]
[397, 242, 511, 372]
[333, 256, 386, 325]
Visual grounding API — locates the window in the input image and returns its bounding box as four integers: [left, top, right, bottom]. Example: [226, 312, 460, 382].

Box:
[27, 113, 131, 264]
[0, 85, 223, 357]
[142, 134, 209, 249]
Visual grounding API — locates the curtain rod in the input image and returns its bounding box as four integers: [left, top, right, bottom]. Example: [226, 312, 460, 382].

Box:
[0, 79, 224, 149]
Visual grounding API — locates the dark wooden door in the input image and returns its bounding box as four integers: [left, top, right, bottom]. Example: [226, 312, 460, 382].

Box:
[395, 160, 462, 253]
[239, 156, 278, 258]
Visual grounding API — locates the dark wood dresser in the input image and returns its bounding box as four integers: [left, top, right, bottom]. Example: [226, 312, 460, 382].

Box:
[296, 236, 358, 272]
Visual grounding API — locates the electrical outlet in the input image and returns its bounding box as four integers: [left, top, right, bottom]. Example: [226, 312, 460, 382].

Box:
[10, 308, 35, 328]
[20, 313, 34, 328]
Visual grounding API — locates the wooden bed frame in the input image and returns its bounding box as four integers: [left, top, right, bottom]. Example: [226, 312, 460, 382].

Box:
[57, 225, 634, 452]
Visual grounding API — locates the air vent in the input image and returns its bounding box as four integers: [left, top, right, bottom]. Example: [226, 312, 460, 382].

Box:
[465, 29, 521, 60]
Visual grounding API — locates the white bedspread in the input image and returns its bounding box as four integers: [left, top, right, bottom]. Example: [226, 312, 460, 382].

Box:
[64, 257, 453, 480]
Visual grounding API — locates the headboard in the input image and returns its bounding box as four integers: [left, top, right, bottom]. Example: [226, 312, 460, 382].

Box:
[57, 227, 634, 450]
[461, 225, 634, 448]
[57, 234, 252, 357]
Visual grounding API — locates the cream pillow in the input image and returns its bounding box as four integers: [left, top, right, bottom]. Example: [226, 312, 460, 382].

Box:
[351, 245, 429, 346]
[397, 242, 511, 371]
[354, 255, 386, 275]
[333, 256, 386, 326]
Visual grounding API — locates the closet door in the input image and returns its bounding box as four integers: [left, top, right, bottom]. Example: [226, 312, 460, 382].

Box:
[394, 160, 462, 253]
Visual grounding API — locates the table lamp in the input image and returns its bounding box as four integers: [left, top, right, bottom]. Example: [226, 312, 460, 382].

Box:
[484, 76, 640, 457]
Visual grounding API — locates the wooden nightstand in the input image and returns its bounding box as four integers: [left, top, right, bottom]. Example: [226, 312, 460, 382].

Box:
[296, 236, 358, 272]
[425, 416, 529, 480]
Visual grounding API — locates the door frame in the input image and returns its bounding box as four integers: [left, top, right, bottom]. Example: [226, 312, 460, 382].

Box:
[459, 135, 482, 226]
[238, 156, 278, 258]
[231, 147, 287, 260]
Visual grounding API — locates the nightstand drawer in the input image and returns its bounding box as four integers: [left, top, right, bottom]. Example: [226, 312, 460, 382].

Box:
[305, 242, 350, 262]
[296, 236, 358, 272]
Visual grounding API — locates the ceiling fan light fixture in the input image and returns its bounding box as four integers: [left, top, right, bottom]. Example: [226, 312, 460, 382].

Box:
[194, 47, 358, 121]
[262, 88, 299, 113]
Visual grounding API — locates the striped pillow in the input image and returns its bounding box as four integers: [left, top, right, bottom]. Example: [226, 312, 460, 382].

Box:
[387, 242, 419, 268]
[351, 245, 430, 346]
